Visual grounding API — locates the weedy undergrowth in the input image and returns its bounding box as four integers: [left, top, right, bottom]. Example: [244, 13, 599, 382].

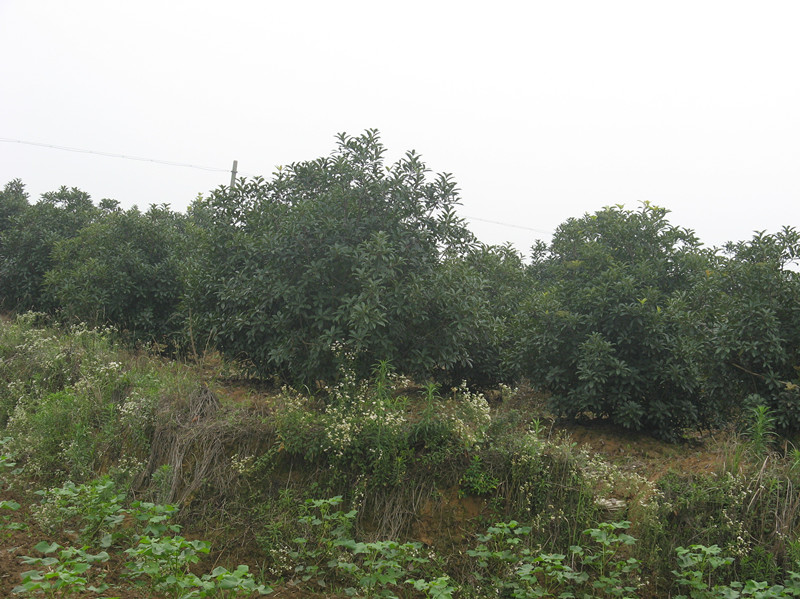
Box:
[289, 496, 454, 598]
[14, 541, 111, 598]
[747, 402, 777, 457]
[468, 520, 640, 598]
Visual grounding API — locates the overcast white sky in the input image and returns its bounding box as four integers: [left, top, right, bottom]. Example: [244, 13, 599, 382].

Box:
[1, 1, 798, 255]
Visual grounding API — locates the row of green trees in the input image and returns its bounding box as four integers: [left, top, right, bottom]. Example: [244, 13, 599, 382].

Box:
[1, 130, 798, 439]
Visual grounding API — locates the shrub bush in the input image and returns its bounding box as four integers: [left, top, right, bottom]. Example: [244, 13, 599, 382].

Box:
[512, 203, 711, 439]
[692, 228, 800, 433]
[0, 185, 97, 312]
[45, 204, 186, 344]
[184, 130, 493, 384]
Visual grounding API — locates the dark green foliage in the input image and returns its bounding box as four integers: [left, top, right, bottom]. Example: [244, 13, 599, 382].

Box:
[645, 469, 800, 586]
[0, 179, 30, 310]
[693, 228, 800, 433]
[1, 154, 799, 443]
[0, 185, 97, 311]
[0, 316, 157, 484]
[185, 130, 489, 383]
[44, 204, 186, 343]
[0, 179, 29, 236]
[513, 203, 710, 439]
[450, 243, 531, 386]
[513, 207, 799, 439]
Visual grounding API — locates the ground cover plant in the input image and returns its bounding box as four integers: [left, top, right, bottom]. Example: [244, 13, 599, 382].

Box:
[2, 316, 800, 598]
[5, 477, 272, 598]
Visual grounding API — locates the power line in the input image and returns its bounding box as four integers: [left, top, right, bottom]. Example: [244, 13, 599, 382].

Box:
[0, 137, 237, 174]
[463, 214, 552, 236]
[2, 137, 552, 235]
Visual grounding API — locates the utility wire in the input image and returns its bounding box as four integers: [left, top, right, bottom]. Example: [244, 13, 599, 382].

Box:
[463, 214, 551, 236]
[0, 137, 240, 174]
[2, 136, 550, 235]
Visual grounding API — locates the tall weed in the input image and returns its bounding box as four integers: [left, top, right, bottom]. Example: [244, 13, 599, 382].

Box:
[0, 315, 191, 486]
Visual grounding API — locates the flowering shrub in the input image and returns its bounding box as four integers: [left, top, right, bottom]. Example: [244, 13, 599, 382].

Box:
[276, 362, 410, 488]
[0, 316, 177, 485]
[449, 381, 491, 449]
[276, 362, 501, 492]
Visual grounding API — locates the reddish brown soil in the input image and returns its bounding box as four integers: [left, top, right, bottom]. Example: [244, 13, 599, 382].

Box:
[0, 490, 30, 596]
[564, 421, 731, 481]
[0, 486, 146, 598]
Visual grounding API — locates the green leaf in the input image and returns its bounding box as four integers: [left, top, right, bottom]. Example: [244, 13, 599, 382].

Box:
[33, 541, 59, 554]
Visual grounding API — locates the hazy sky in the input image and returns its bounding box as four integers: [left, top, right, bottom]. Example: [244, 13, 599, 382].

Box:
[1, 1, 798, 255]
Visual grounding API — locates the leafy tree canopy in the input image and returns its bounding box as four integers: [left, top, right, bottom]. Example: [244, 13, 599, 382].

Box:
[695, 227, 800, 432]
[0, 179, 29, 235]
[0, 186, 97, 311]
[45, 204, 186, 342]
[185, 130, 490, 383]
[513, 203, 711, 439]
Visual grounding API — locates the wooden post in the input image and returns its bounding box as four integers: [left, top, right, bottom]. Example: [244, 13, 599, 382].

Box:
[230, 160, 238, 189]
